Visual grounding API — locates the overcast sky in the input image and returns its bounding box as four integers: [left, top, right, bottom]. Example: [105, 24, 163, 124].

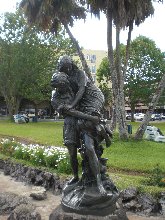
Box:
[0, 0, 165, 52]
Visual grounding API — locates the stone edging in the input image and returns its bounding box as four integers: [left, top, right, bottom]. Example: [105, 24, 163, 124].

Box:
[0, 158, 164, 218]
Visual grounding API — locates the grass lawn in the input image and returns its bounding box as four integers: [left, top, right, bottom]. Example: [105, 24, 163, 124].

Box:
[0, 120, 63, 146]
[0, 119, 165, 195]
[0, 120, 165, 173]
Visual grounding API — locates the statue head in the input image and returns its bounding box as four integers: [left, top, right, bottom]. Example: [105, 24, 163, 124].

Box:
[58, 55, 73, 74]
[51, 71, 70, 91]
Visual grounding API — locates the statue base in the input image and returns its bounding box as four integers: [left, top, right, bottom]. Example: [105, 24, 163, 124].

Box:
[60, 178, 122, 215]
[49, 202, 128, 220]
[61, 182, 119, 216]
[50, 181, 128, 219]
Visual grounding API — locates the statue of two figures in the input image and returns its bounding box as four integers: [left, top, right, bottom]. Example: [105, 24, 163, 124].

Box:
[51, 56, 119, 216]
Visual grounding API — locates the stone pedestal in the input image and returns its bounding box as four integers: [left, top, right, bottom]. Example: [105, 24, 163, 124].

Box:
[49, 202, 128, 220]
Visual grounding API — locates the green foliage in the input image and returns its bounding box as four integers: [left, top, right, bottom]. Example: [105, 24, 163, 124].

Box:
[13, 145, 29, 160]
[57, 154, 72, 174]
[0, 9, 76, 116]
[143, 164, 165, 187]
[0, 138, 16, 156]
[124, 36, 165, 111]
[44, 152, 59, 168]
[97, 57, 111, 83]
[97, 36, 165, 114]
[97, 57, 112, 106]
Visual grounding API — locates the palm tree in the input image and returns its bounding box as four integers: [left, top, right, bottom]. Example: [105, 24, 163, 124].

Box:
[19, 0, 93, 80]
[85, 0, 159, 139]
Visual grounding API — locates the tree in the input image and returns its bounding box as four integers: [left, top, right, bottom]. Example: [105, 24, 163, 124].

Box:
[124, 36, 165, 121]
[96, 57, 114, 126]
[19, 0, 93, 80]
[97, 36, 165, 126]
[83, 0, 162, 139]
[0, 10, 76, 118]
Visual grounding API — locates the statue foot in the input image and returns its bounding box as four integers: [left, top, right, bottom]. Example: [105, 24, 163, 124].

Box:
[67, 177, 79, 185]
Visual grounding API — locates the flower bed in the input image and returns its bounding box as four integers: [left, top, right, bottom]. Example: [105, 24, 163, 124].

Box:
[0, 138, 72, 174]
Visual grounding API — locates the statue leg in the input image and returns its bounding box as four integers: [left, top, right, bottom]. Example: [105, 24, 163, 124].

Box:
[67, 144, 79, 184]
[84, 134, 106, 195]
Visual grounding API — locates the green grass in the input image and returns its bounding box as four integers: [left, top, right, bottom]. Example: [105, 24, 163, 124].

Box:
[111, 173, 164, 196]
[0, 120, 63, 146]
[0, 119, 165, 195]
[0, 120, 165, 174]
[105, 138, 165, 173]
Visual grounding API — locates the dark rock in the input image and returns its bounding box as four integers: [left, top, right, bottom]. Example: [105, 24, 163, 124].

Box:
[35, 172, 44, 185]
[159, 192, 165, 216]
[30, 186, 47, 200]
[121, 187, 138, 202]
[0, 159, 5, 169]
[49, 204, 128, 220]
[52, 175, 65, 195]
[42, 172, 54, 189]
[0, 192, 30, 215]
[137, 193, 159, 214]
[7, 204, 41, 220]
[3, 163, 11, 175]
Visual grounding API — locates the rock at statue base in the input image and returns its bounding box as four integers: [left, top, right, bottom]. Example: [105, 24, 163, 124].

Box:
[8, 204, 41, 220]
[49, 202, 128, 220]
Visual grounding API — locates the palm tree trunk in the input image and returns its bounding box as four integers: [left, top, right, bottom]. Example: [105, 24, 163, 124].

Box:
[63, 23, 93, 81]
[123, 23, 133, 78]
[115, 23, 128, 139]
[107, 4, 117, 132]
[134, 73, 165, 140]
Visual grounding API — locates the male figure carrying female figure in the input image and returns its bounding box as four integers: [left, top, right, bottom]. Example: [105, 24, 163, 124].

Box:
[51, 56, 112, 196]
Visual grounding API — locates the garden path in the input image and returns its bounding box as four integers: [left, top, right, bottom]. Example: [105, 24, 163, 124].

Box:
[0, 171, 164, 220]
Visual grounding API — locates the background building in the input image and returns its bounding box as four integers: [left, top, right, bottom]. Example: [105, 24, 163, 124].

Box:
[82, 49, 108, 85]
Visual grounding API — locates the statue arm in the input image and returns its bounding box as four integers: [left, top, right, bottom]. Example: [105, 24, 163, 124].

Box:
[69, 86, 85, 108]
[63, 108, 99, 123]
[68, 71, 87, 109]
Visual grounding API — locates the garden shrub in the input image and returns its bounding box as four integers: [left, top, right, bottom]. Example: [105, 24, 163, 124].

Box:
[143, 164, 165, 187]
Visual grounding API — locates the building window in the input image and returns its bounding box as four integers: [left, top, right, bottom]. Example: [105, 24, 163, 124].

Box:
[91, 54, 96, 63]
[91, 65, 96, 74]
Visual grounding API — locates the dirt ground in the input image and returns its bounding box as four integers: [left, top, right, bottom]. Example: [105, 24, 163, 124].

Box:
[0, 171, 164, 220]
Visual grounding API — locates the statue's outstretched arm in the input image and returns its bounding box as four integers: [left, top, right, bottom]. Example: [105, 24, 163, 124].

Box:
[62, 108, 99, 123]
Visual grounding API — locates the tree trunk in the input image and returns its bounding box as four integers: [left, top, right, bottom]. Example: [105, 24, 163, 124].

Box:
[134, 73, 165, 140]
[107, 5, 128, 139]
[115, 23, 128, 139]
[109, 105, 117, 131]
[63, 23, 93, 81]
[130, 103, 135, 122]
[107, 4, 117, 132]
[3, 94, 22, 120]
[123, 23, 133, 78]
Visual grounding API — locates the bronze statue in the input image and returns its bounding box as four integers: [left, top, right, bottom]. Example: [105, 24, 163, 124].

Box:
[51, 56, 118, 216]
